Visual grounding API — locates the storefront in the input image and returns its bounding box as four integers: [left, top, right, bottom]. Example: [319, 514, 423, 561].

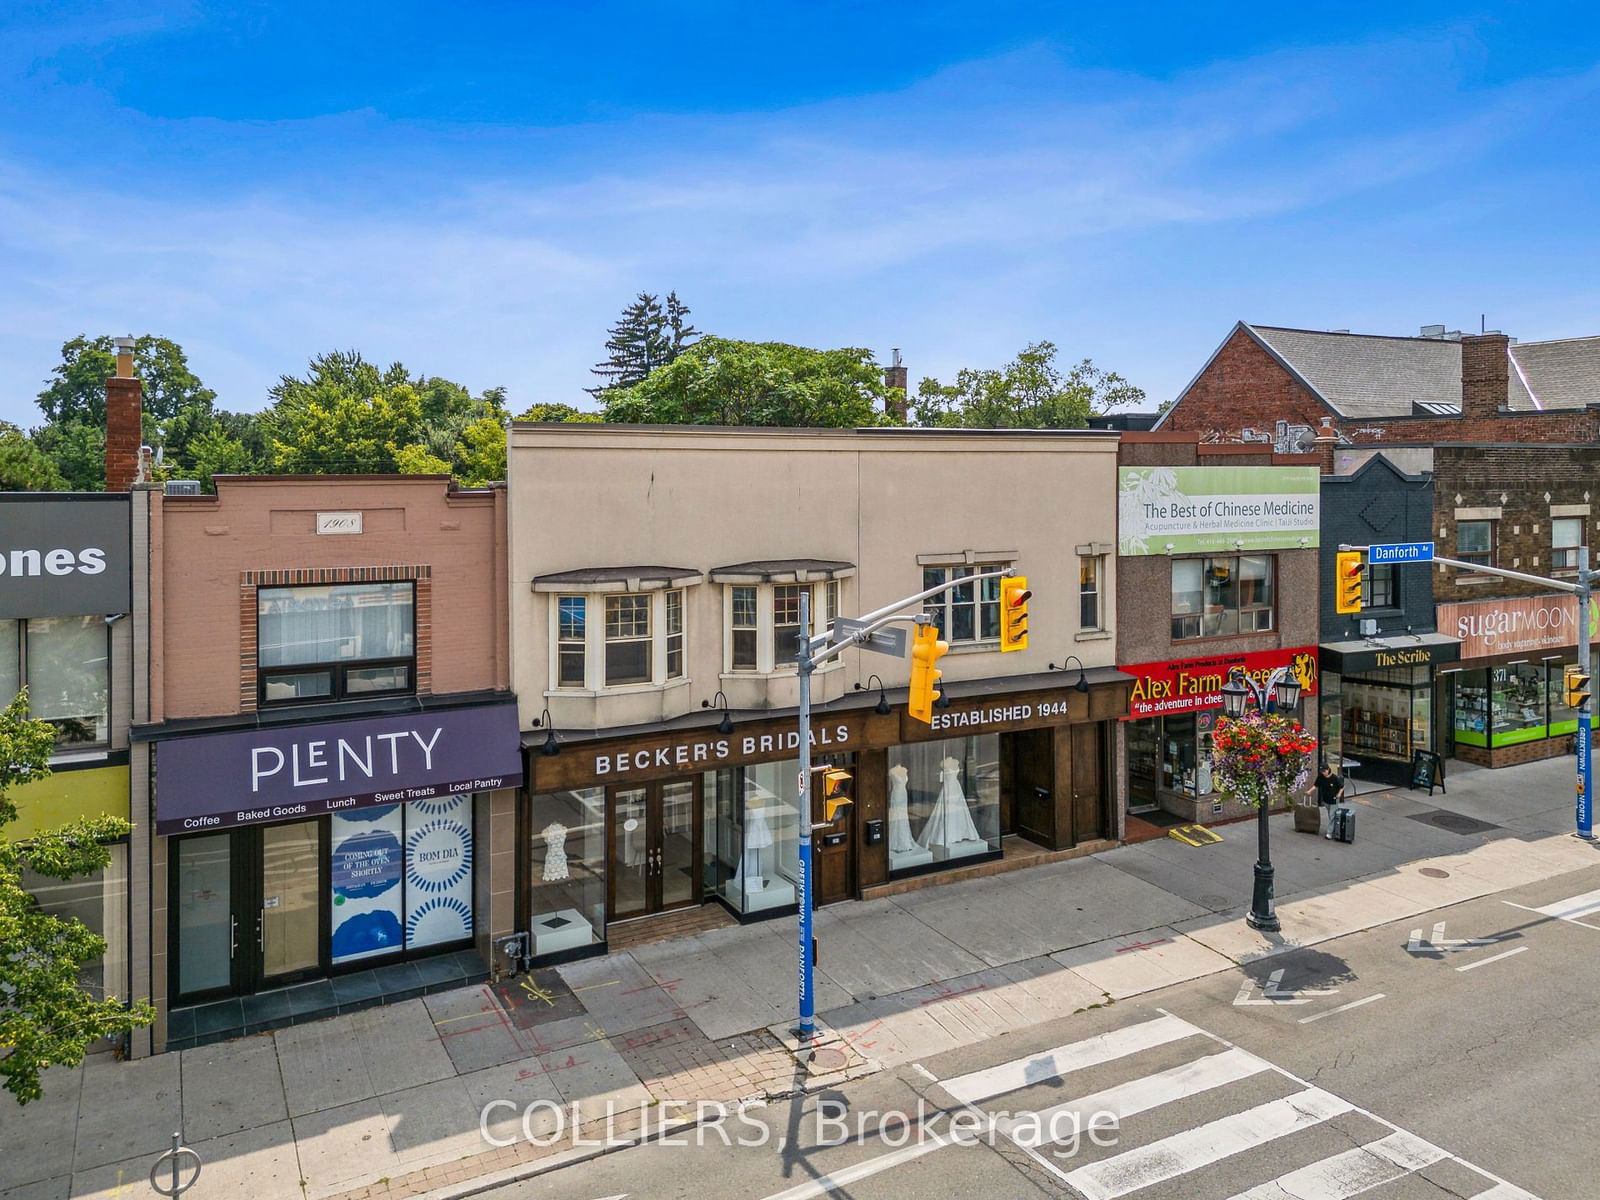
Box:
[1120, 646, 1319, 821]
[153, 702, 522, 1007]
[1317, 636, 1460, 785]
[521, 675, 1128, 963]
[2, 493, 134, 1011]
[1436, 594, 1598, 767]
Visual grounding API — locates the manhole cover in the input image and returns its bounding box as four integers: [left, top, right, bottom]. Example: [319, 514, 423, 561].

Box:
[1420, 867, 1450, 879]
[1406, 810, 1499, 836]
[808, 1047, 848, 1070]
[1201, 895, 1231, 909]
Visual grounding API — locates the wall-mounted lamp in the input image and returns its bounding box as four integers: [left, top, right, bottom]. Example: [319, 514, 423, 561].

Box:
[854, 674, 891, 715]
[701, 691, 735, 734]
[1048, 655, 1091, 694]
[533, 707, 561, 756]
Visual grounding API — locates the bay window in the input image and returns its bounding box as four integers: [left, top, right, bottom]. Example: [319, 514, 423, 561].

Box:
[723, 583, 834, 674]
[549, 587, 691, 691]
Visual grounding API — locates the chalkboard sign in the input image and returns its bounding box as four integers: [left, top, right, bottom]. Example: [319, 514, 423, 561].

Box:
[1409, 749, 1446, 796]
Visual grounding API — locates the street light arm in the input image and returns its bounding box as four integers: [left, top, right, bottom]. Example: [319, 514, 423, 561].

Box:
[1339, 544, 1583, 594]
[806, 567, 1016, 666]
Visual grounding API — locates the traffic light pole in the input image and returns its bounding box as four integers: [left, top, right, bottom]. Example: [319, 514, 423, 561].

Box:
[792, 567, 1015, 1043]
[1342, 543, 1594, 841]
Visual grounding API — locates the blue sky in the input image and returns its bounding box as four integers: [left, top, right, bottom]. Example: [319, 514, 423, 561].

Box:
[2, 2, 1599, 426]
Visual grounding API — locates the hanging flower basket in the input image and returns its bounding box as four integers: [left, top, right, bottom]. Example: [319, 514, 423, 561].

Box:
[1211, 712, 1317, 811]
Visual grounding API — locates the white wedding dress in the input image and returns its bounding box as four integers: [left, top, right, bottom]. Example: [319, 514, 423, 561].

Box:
[541, 822, 570, 882]
[917, 757, 983, 850]
[887, 764, 918, 853]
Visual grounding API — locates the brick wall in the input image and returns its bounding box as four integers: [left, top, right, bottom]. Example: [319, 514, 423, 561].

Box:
[1165, 325, 1600, 448]
[105, 376, 142, 491]
[1433, 444, 1598, 604]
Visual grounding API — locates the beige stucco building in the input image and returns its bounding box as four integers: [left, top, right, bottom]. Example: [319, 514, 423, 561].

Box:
[507, 424, 1134, 964]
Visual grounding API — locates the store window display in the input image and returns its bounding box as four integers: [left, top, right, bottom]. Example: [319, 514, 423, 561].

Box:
[529, 788, 606, 955]
[706, 760, 803, 913]
[886, 735, 999, 876]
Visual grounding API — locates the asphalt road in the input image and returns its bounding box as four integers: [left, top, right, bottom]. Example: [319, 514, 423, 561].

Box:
[493, 859, 1600, 1199]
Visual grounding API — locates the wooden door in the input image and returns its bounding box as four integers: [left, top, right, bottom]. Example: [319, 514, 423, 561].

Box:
[608, 780, 702, 920]
[1011, 729, 1056, 847]
[811, 781, 853, 906]
[1071, 723, 1106, 841]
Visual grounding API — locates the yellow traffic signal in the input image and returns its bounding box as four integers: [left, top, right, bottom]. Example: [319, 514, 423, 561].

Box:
[1567, 666, 1592, 711]
[1000, 576, 1031, 652]
[1335, 551, 1365, 614]
[820, 768, 853, 822]
[907, 624, 948, 724]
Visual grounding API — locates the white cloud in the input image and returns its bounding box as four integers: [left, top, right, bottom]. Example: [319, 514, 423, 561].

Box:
[0, 37, 1595, 425]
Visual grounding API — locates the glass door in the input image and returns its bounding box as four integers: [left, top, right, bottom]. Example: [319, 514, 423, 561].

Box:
[608, 780, 703, 920]
[258, 820, 323, 986]
[610, 786, 651, 920]
[174, 833, 237, 1000]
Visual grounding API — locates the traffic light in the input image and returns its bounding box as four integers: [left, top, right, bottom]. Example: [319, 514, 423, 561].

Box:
[1335, 551, 1365, 614]
[820, 768, 853, 822]
[1000, 576, 1031, 652]
[1567, 666, 1592, 711]
[907, 624, 948, 724]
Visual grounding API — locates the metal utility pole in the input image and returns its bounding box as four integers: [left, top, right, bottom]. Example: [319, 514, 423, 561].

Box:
[792, 566, 1014, 1042]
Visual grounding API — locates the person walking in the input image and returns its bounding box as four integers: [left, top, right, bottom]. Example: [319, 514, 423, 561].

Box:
[1309, 763, 1346, 839]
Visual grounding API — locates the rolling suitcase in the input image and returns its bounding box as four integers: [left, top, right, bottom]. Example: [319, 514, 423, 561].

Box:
[1329, 805, 1355, 844]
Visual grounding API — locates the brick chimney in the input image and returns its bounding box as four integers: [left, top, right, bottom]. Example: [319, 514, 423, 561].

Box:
[1460, 332, 1510, 420]
[883, 348, 909, 423]
[1312, 416, 1338, 475]
[105, 336, 143, 491]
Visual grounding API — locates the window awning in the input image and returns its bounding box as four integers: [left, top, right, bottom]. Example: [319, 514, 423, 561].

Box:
[708, 559, 857, 584]
[531, 566, 704, 594]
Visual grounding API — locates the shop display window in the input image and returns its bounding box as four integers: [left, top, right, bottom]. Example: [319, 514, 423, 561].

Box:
[329, 794, 476, 966]
[1341, 666, 1431, 764]
[1491, 663, 1548, 745]
[21, 843, 128, 1002]
[706, 760, 803, 912]
[886, 735, 1000, 876]
[529, 788, 606, 956]
[1453, 669, 1489, 747]
[1125, 720, 1160, 810]
[1549, 662, 1581, 736]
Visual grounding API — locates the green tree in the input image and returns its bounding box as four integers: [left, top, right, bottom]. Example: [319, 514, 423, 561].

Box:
[602, 337, 892, 427]
[1, 691, 154, 1105]
[184, 424, 257, 490]
[263, 351, 426, 473]
[589, 291, 699, 396]
[515, 402, 602, 423]
[912, 342, 1144, 429]
[0, 423, 66, 491]
[36, 335, 216, 428]
[28, 421, 104, 492]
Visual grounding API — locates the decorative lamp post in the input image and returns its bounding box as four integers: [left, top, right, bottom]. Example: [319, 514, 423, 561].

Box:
[1212, 667, 1314, 934]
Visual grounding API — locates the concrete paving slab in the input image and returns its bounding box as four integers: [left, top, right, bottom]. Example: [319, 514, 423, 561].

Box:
[557, 954, 686, 1035]
[72, 1052, 181, 1173]
[1175, 913, 1310, 964]
[460, 1056, 565, 1145]
[180, 1034, 287, 1142]
[274, 1017, 373, 1119]
[1049, 927, 1233, 999]
[66, 1153, 152, 1199]
[73, 1120, 302, 1200]
[290, 1097, 401, 1200]
[429, 992, 534, 1075]
[808, 905, 984, 1000]
[632, 942, 779, 1042]
[538, 1037, 652, 1127]
[1, 1178, 69, 1200]
[0, 1065, 83, 1189]
[349, 1000, 456, 1096]
[375, 1077, 484, 1166]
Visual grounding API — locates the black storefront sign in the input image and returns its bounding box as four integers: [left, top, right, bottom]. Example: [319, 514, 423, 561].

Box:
[0, 495, 131, 618]
[1320, 637, 1461, 675]
[156, 702, 524, 834]
[1409, 749, 1445, 795]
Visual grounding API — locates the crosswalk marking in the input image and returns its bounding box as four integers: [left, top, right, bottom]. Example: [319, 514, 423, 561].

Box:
[1468, 1183, 1540, 1199]
[1227, 1129, 1448, 1198]
[940, 1013, 1197, 1105]
[1004, 1047, 1269, 1148]
[1060, 1089, 1355, 1200]
[1506, 885, 1600, 929]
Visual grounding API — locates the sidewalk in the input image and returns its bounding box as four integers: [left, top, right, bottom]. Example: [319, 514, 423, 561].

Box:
[3, 753, 1592, 1200]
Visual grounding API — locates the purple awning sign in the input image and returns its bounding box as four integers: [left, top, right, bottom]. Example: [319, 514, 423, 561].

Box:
[155, 702, 523, 834]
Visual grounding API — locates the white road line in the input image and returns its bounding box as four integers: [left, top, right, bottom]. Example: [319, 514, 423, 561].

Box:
[939, 1013, 1199, 1105]
[1457, 946, 1530, 973]
[754, 1133, 955, 1200]
[1505, 898, 1600, 930]
[1468, 1183, 1540, 1199]
[1004, 1047, 1270, 1148]
[1228, 1129, 1448, 1198]
[1298, 994, 1387, 1024]
[1528, 885, 1600, 921]
[1060, 1088, 1355, 1200]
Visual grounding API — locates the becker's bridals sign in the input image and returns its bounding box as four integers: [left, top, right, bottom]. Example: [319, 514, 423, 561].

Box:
[155, 703, 523, 833]
[1118, 466, 1320, 556]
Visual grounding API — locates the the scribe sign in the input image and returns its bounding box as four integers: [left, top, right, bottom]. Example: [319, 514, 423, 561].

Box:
[155, 703, 523, 834]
